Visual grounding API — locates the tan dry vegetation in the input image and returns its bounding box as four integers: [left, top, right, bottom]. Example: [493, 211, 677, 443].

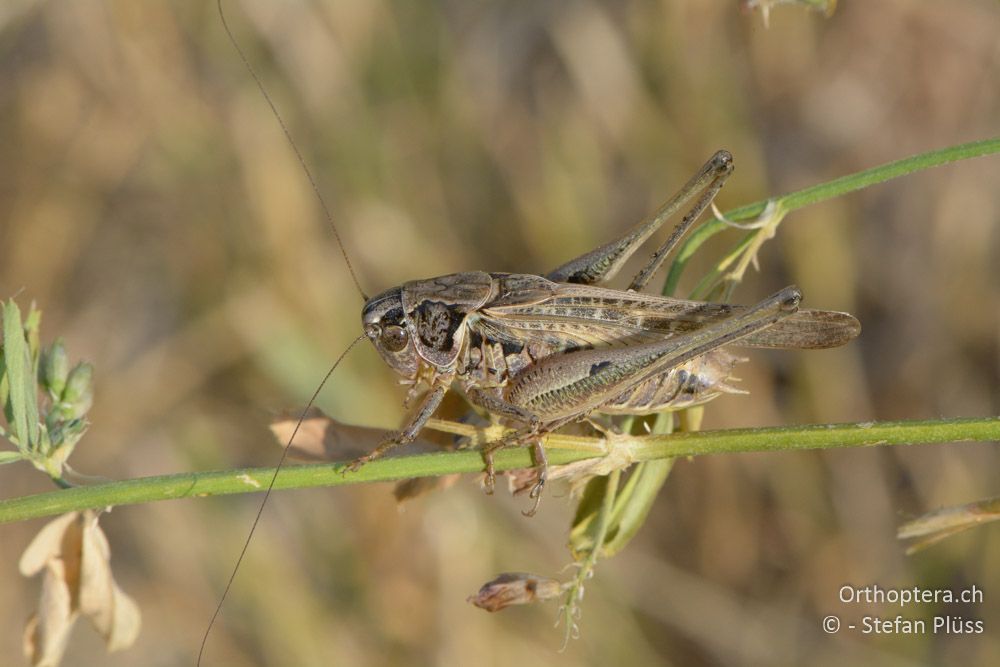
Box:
[1, 1, 998, 665]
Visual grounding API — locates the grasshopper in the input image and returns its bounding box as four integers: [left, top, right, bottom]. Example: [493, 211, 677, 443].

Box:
[349, 150, 860, 510]
[212, 4, 857, 509]
[200, 7, 860, 660]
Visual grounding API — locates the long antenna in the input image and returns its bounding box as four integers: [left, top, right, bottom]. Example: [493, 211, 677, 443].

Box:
[217, 0, 369, 300]
[197, 334, 366, 666]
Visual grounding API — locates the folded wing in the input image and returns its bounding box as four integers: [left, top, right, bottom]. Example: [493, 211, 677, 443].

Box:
[476, 274, 860, 353]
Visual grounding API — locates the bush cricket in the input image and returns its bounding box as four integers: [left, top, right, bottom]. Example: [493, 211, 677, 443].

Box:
[352, 148, 859, 512]
[215, 1, 859, 513]
[202, 2, 860, 661]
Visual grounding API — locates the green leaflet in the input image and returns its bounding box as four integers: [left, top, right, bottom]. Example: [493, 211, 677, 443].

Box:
[601, 459, 675, 558]
[0, 451, 26, 465]
[568, 412, 683, 560]
[2, 300, 41, 450]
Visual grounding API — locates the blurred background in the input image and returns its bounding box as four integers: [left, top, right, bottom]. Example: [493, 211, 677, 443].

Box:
[1, 0, 999, 665]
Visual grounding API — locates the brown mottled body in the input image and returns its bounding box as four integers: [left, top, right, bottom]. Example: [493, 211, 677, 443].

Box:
[353, 151, 860, 511]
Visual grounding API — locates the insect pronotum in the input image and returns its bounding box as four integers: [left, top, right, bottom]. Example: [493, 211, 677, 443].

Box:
[200, 1, 860, 662]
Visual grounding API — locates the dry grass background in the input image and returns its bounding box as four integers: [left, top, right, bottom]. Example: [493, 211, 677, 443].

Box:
[1, 1, 999, 665]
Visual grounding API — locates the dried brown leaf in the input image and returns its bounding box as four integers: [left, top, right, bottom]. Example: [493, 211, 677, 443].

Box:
[19, 513, 79, 577]
[104, 584, 141, 651]
[899, 496, 1000, 554]
[78, 513, 115, 636]
[23, 559, 77, 667]
[20, 510, 141, 666]
[269, 407, 444, 461]
[393, 474, 461, 504]
[467, 572, 565, 612]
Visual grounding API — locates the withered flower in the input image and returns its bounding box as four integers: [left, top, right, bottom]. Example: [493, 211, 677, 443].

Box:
[19, 510, 140, 667]
[468, 572, 566, 613]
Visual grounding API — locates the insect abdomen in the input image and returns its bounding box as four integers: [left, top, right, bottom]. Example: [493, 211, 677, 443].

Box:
[600, 350, 746, 414]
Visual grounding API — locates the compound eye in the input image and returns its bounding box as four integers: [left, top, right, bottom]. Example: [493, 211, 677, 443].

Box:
[380, 325, 409, 352]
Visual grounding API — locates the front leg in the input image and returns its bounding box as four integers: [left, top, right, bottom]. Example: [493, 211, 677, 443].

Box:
[347, 382, 448, 472]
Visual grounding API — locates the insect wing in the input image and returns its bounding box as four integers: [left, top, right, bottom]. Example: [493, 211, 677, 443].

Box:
[476, 276, 859, 354]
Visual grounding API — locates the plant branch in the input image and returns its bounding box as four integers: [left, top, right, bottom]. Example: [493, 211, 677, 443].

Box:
[665, 136, 1000, 294]
[1, 416, 996, 525]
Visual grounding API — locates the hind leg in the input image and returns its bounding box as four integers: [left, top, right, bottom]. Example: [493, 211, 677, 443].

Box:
[546, 150, 733, 288]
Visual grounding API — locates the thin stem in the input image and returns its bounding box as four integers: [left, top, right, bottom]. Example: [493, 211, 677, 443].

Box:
[1, 416, 996, 525]
[561, 468, 621, 647]
[665, 137, 1000, 294]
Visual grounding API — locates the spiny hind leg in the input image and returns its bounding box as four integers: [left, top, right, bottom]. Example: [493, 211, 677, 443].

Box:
[545, 150, 733, 287]
[626, 154, 734, 292]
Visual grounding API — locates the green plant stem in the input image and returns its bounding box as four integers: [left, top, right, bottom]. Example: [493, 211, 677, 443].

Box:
[665, 137, 1000, 294]
[562, 468, 621, 646]
[1, 416, 996, 525]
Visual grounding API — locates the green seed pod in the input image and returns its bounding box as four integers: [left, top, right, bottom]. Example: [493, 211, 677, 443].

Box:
[41, 339, 69, 399]
[60, 362, 94, 420]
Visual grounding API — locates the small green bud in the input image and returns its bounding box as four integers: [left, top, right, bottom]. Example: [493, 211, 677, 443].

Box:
[59, 362, 94, 420]
[49, 418, 88, 462]
[41, 339, 69, 399]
